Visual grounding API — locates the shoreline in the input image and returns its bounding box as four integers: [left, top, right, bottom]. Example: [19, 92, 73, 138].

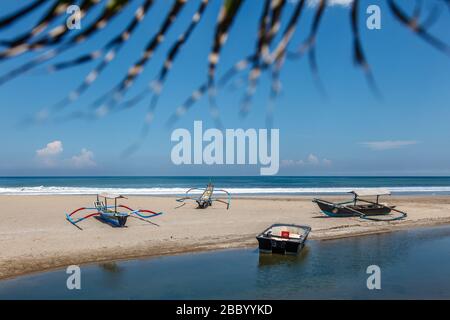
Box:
[4, 220, 450, 282]
[1, 195, 450, 280]
[2, 193, 450, 197]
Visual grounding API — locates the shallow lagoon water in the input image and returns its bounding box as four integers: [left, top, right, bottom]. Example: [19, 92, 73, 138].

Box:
[1, 225, 450, 299]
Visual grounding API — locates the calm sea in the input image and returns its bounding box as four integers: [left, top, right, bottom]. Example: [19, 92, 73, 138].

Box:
[1, 176, 450, 195]
[1, 225, 450, 299]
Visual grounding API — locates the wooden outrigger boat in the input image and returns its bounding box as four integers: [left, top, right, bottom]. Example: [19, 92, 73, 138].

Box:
[66, 193, 163, 229]
[313, 189, 407, 221]
[176, 183, 231, 209]
[256, 224, 311, 255]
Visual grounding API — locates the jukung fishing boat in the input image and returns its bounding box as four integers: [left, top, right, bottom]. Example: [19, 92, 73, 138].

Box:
[256, 224, 311, 255]
[313, 189, 407, 221]
[176, 183, 231, 209]
[65, 193, 163, 229]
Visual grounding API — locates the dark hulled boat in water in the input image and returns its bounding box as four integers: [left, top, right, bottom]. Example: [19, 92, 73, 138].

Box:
[257, 224, 311, 255]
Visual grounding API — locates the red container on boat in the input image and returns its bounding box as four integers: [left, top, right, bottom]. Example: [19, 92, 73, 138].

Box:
[281, 231, 290, 238]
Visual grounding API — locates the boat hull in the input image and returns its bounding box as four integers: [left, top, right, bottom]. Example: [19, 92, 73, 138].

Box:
[314, 200, 393, 217]
[256, 224, 311, 255]
[99, 213, 128, 227]
[257, 237, 305, 255]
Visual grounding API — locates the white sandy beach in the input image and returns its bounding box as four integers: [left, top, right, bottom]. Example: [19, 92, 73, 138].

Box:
[1, 195, 450, 280]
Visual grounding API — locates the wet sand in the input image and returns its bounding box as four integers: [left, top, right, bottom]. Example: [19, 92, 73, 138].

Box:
[1, 195, 450, 280]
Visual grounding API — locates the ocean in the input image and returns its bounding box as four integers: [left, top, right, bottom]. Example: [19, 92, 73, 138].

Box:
[1, 176, 450, 195]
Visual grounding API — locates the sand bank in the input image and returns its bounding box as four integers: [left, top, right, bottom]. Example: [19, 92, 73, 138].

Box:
[1, 195, 450, 280]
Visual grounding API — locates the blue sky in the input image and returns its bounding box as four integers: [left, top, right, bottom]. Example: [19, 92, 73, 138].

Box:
[0, 0, 449, 176]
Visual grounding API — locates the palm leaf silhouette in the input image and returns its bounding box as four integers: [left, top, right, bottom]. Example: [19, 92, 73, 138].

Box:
[0, 0, 47, 31]
[0, 0, 448, 152]
[43, 0, 155, 117]
[89, 0, 188, 118]
[0, 0, 130, 86]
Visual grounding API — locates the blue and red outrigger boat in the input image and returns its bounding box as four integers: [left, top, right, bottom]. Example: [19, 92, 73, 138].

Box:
[66, 193, 163, 229]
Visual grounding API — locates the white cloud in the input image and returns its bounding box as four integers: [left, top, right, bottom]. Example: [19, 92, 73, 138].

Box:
[360, 140, 418, 151]
[69, 148, 96, 168]
[307, 154, 319, 165]
[307, 0, 354, 7]
[281, 159, 303, 166]
[36, 140, 63, 167]
[282, 154, 332, 167]
[36, 140, 63, 157]
[35, 141, 96, 169]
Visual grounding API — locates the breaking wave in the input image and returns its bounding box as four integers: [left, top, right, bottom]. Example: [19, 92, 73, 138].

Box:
[1, 186, 450, 195]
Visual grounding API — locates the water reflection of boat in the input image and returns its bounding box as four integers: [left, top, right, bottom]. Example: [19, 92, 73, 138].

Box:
[256, 224, 311, 255]
[258, 246, 310, 268]
[98, 262, 122, 273]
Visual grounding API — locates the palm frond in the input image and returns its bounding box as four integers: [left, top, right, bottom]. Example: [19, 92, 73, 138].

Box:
[207, 0, 244, 124]
[240, 0, 285, 116]
[387, 0, 450, 55]
[122, 0, 211, 154]
[0, 0, 47, 31]
[167, 55, 253, 126]
[43, 0, 154, 118]
[306, 0, 326, 95]
[0, 0, 448, 149]
[266, 55, 284, 129]
[45, 0, 153, 73]
[351, 0, 380, 97]
[208, 0, 244, 85]
[91, 0, 188, 117]
[0, 0, 128, 85]
[0, 0, 89, 58]
[269, 0, 306, 63]
[122, 0, 210, 114]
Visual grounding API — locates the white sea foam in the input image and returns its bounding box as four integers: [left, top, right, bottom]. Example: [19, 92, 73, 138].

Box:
[1, 186, 450, 195]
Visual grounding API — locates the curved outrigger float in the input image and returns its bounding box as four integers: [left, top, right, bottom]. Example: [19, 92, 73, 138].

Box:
[66, 193, 163, 229]
[313, 189, 407, 222]
[176, 183, 231, 209]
